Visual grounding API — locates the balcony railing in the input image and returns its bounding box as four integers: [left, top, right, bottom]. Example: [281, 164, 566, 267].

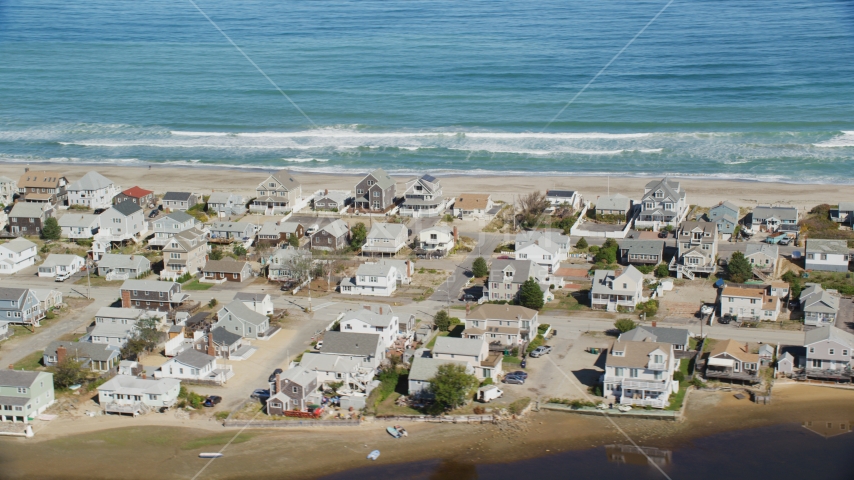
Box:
[604, 377, 670, 392]
[647, 362, 667, 371]
[620, 397, 666, 408]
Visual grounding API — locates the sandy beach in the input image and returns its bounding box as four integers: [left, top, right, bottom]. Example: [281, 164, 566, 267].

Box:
[0, 163, 848, 211]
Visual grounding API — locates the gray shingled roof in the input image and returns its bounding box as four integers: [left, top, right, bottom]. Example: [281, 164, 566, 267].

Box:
[355, 262, 395, 277]
[596, 193, 631, 212]
[41, 254, 84, 268]
[341, 307, 396, 328]
[806, 239, 849, 256]
[487, 259, 544, 284]
[212, 326, 242, 346]
[271, 170, 301, 190]
[220, 300, 269, 326]
[752, 205, 798, 222]
[121, 279, 176, 293]
[0, 370, 42, 388]
[367, 168, 395, 190]
[433, 336, 484, 357]
[619, 326, 690, 346]
[97, 254, 149, 271]
[804, 325, 854, 348]
[163, 192, 193, 201]
[745, 243, 779, 258]
[172, 349, 215, 369]
[618, 240, 664, 257]
[112, 201, 142, 216]
[67, 171, 114, 191]
[45, 341, 118, 362]
[163, 211, 195, 224]
[9, 202, 45, 219]
[0, 287, 27, 302]
[203, 259, 249, 274]
[367, 222, 406, 241]
[409, 356, 469, 382]
[59, 213, 99, 228]
[1, 238, 37, 254]
[320, 331, 381, 357]
[320, 219, 349, 238]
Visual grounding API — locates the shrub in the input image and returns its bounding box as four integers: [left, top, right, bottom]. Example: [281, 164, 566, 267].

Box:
[471, 257, 488, 278]
[525, 334, 545, 355]
[690, 377, 706, 388]
[507, 397, 531, 415]
[575, 237, 588, 249]
[614, 318, 637, 333]
[588, 245, 599, 254]
[208, 298, 218, 308]
[434, 310, 451, 331]
[654, 263, 670, 278]
[519, 278, 545, 310]
[636, 299, 659, 318]
[673, 371, 686, 382]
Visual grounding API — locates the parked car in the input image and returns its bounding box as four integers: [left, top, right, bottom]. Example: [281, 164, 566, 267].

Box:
[718, 314, 733, 325]
[462, 293, 475, 302]
[314, 340, 323, 350]
[529, 346, 552, 358]
[268, 368, 283, 383]
[149, 209, 160, 218]
[779, 237, 791, 246]
[55, 271, 72, 282]
[203, 396, 222, 407]
[305, 224, 319, 236]
[658, 231, 669, 238]
[251, 389, 270, 399]
[506, 370, 528, 380]
[503, 375, 525, 385]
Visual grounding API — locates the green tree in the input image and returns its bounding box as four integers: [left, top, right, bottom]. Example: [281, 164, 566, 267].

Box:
[575, 237, 588, 249]
[350, 222, 367, 248]
[434, 310, 451, 332]
[782, 271, 803, 299]
[614, 318, 638, 333]
[727, 251, 753, 283]
[594, 246, 617, 265]
[41, 217, 61, 240]
[602, 238, 619, 250]
[429, 363, 478, 413]
[519, 278, 545, 310]
[209, 247, 224, 261]
[53, 358, 85, 389]
[471, 257, 488, 278]
[122, 316, 161, 360]
[288, 234, 300, 248]
[654, 263, 670, 278]
[636, 299, 659, 318]
[233, 244, 247, 258]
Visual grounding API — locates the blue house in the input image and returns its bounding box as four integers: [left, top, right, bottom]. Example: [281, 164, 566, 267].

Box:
[707, 201, 739, 239]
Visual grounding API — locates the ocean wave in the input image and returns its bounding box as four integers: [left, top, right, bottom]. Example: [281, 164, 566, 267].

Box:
[813, 131, 854, 148]
[169, 129, 652, 140]
[282, 158, 329, 163]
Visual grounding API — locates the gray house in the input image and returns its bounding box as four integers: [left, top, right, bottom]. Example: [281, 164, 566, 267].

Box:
[805, 239, 850, 272]
[618, 240, 664, 265]
[209, 221, 257, 242]
[619, 326, 691, 351]
[44, 341, 120, 372]
[354, 168, 396, 212]
[215, 300, 270, 339]
[162, 192, 198, 212]
[96, 254, 151, 279]
[0, 370, 55, 423]
[310, 219, 350, 251]
[314, 190, 350, 212]
[748, 205, 798, 233]
[207, 192, 247, 217]
[317, 331, 384, 370]
[804, 326, 854, 378]
[596, 193, 632, 216]
[801, 283, 840, 326]
[251, 170, 302, 215]
[707, 201, 739, 239]
[149, 211, 199, 247]
[0, 287, 43, 327]
[266, 366, 319, 414]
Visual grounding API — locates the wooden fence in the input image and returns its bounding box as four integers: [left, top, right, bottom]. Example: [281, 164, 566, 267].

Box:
[224, 419, 361, 428]
[374, 414, 495, 423]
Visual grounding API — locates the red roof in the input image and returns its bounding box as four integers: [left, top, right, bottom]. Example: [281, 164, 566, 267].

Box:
[122, 186, 153, 198]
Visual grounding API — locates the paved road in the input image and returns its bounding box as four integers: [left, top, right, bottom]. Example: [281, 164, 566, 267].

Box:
[429, 232, 502, 302]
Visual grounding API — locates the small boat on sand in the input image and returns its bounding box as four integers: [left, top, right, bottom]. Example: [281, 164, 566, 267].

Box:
[386, 426, 401, 438]
[199, 453, 223, 459]
[394, 425, 408, 437]
[367, 450, 380, 460]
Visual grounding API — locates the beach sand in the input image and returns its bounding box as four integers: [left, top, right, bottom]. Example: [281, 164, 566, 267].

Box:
[1, 384, 852, 479]
[1, 163, 849, 210]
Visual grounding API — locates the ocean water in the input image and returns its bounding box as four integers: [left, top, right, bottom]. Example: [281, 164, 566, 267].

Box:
[2, 0, 854, 183]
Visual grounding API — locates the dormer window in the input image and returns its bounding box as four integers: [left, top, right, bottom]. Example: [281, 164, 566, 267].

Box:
[613, 351, 624, 357]
[655, 190, 663, 198]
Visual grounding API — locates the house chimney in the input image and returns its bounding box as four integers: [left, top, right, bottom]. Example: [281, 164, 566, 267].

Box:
[142, 372, 146, 379]
[324, 189, 328, 195]
[275, 373, 281, 394]
[651, 321, 657, 327]
[466, 303, 471, 315]
[56, 345, 67, 364]
[379, 306, 383, 315]
[207, 332, 215, 357]
[453, 226, 459, 244]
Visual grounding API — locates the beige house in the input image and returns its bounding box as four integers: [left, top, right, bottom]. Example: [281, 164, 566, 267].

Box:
[453, 194, 493, 219]
[463, 304, 539, 346]
[719, 285, 781, 321]
[669, 221, 718, 279]
[431, 336, 502, 383]
[250, 170, 302, 215]
[160, 227, 209, 280]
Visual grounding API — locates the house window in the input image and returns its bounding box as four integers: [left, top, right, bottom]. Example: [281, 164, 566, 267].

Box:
[829, 349, 835, 355]
[629, 369, 639, 378]
[809, 347, 815, 353]
[843, 350, 849, 356]
[292, 386, 298, 393]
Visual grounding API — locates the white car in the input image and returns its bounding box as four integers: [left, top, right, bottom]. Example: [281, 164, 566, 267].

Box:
[305, 224, 319, 236]
[55, 271, 72, 282]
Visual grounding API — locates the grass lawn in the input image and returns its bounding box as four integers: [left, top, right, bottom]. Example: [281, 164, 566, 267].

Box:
[11, 325, 35, 337]
[502, 355, 522, 366]
[13, 351, 45, 371]
[688, 337, 699, 350]
[425, 331, 449, 349]
[666, 359, 690, 411]
[375, 393, 423, 416]
[74, 276, 125, 288]
[182, 280, 214, 291]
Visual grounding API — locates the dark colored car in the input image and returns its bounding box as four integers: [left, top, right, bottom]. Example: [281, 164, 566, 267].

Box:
[503, 375, 525, 385]
[268, 368, 283, 383]
[204, 396, 222, 407]
[507, 370, 528, 380]
[149, 209, 160, 218]
[658, 231, 668, 238]
[251, 389, 270, 400]
[463, 293, 475, 301]
[718, 314, 733, 325]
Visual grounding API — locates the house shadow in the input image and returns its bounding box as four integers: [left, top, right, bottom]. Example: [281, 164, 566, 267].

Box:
[448, 325, 465, 338]
[429, 460, 477, 480]
[109, 299, 122, 308]
[572, 368, 604, 388]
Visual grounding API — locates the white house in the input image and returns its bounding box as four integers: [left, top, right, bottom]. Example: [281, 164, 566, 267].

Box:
[37, 254, 85, 278]
[208, 221, 258, 242]
[149, 211, 199, 247]
[65, 171, 120, 210]
[95, 306, 152, 325]
[399, 174, 447, 218]
[313, 190, 351, 212]
[362, 222, 408, 255]
[804, 326, 854, 376]
[801, 283, 840, 326]
[805, 239, 850, 272]
[432, 336, 501, 383]
[514, 230, 569, 273]
[603, 341, 678, 409]
[317, 331, 385, 371]
[418, 226, 455, 257]
[96, 254, 151, 279]
[748, 205, 799, 233]
[89, 322, 137, 348]
[59, 213, 100, 239]
[215, 300, 271, 339]
[0, 176, 18, 206]
[234, 292, 274, 316]
[719, 285, 781, 322]
[207, 192, 247, 217]
[298, 352, 373, 392]
[635, 178, 688, 230]
[98, 375, 181, 415]
[590, 265, 645, 312]
[340, 262, 399, 297]
[0, 238, 38, 274]
[97, 202, 148, 242]
[408, 355, 472, 397]
[453, 194, 493, 219]
[545, 189, 583, 210]
[463, 304, 540, 346]
[483, 259, 556, 303]
[338, 305, 399, 348]
[266, 247, 311, 282]
[155, 349, 231, 384]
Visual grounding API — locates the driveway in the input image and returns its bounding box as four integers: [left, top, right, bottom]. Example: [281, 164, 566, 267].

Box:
[835, 295, 854, 334]
[428, 233, 502, 302]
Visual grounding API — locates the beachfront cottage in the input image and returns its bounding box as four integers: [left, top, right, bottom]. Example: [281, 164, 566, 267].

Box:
[0, 370, 55, 423]
[316, 331, 384, 370]
[0, 288, 43, 327]
[206, 192, 247, 217]
[162, 192, 198, 212]
[354, 168, 396, 212]
[705, 339, 760, 383]
[546, 189, 583, 210]
[619, 326, 691, 351]
[208, 221, 257, 243]
[453, 193, 494, 220]
[43, 341, 120, 373]
[256, 220, 304, 246]
[97, 375, 181, 416]
[0, 176, 18, 206]
[432, 336, 501, 382]
[202, 259, 252, 282]
[94, 306, 151, 325]
[669, 221, 717, 279]
[96, 253, 151, 279]
[59, 213, 100, 239]
[706, 201, 739, 239]
[618, 240, 664, 266]
[747, 205, 799, 233]
[194, 327, 245, 360]
[719, 284, 781, 321]
[310, 219, 350, 251]
[514, 230, 569, 273]
[156, 349, 231, 383]
[251, 170, 302, 215]
[362, 222, 408, 255]
[65, 171, 121, 210]
[233, 292, 273, 316]
[805, 239, 850, 272]
[408, 356, 472, 397]
[804, 326, 854, 381]
[96, 201, 148, 242]
[483, 259, 555, 303]
[313, 189, 351, 212]
[634, 178, 688, 230]
[160, 227, 208, 281]
[463, 304, 539, 346]
[745, 244, 779, 276]
[8, 202, 50, 236]
[590, 265, 645, 312]
[88, 321, 137, 348]
[595, 193, 632, 217]
[339, 262, 399, 297]
[120, 280, 187, 313]
[17, 170, 68, 206]
[0, 238, 38, 274]
[150, 211, 200, 247]
[267, 366, 320, 415]
[603, 341, 678, 409]
[800, 283, 840, 326]
[832, 202, 854, 225]
[298, 353, 374, 392]
[400, 174, 447, 218]
[37, 254, 84, 278]
[32, 288, 62, 313]
[215, 300, 270, 339]
[266, 247, 311, 282]
[417, 225, 455, 257]
[113, 186, 154, 208]
[337, 305, 400, 348]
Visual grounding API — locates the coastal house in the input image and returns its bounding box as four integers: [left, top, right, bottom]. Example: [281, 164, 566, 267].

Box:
[590, 265, 645, 312]
[0, 238, 38, 274]
[514, 230, 569, 274]
[65, 171, 120, 210]
[44, 341, 120, 373]
[149, 211, 199, 247]
[37, 254, 84, 278]
[719, 284, 781, 321]
[619, 326, 691, 351]
[208, 221, 257, 243]
[31, 288, 62, 313]
[159, 227, 208, 281]
[298, 352, 375, 393]
[215, 300, 270, 339]
[162, 192, 198, 212]
[603, 341, 678, 409]
[17, 170, 67, 206]
[339, 262, 399, 297]
[96, 253, 151, 279]
[453, 193, 494, 219]
[8, 202, 49, 236]
[94, 306, 150, 325]
[669, 221, 718, 279]
[745, 243, 779, 276]
[317, 331, 384, 370]
[707, 201, 739, 239]
[266, 247, 311, 282]
[206, 192, 247, 217]
[354, 168, 396, 212]
[546, 189, 583, 210]
[483, 259, 555, 303]
[634, 178, 688, 230]
[338, 305, 400, 348]
[267, 367, 319, 415]
[706, 339, 760, 383]
[800, 283, 840, 326]
[88, 321, 137, 348]
[256, 221, 304, 246]
[313, 189, 351, 212]
[832, 202, 854, 225]
[113, 186, 154, 208]
[310, 219, 350, 251]
[805, 239, 850, 272]
[618, 240, 664, 266]
[408, 356, 472, 397]
[234, 292, 274, 316]
[432, 336, 502, 382]
[417, 226, 455, 257]
[96, 202, 148, 243]
[156, 349, 231, 384]
[748, 205, 798, 233]
[804, 326, 854, 380]
[0, 176, 18, 206]
[250, 170, 302, 215]
[201, 259, 252, 282]
[194, 327, 245, 359]
[59, 213, 100, 239]
[400, 174, 446, 218]
[97, 375, 181, 416]
[0, 370, 55, 423]
[463, 304, 539, 346]
[120, 280, 187, 313]
[595, 194, 632, 217]
[362, 222, 408, 255]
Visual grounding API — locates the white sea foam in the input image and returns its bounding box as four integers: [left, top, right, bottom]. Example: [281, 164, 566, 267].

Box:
[281, 158, 329, 163]
[813, 131, 854, 148]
